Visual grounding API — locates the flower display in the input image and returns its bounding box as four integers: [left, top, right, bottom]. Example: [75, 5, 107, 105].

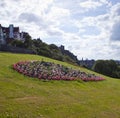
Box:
[13, 61, 105, 81]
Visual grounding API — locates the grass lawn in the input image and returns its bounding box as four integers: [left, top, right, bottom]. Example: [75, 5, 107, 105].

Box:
[0, 52, 120, 118]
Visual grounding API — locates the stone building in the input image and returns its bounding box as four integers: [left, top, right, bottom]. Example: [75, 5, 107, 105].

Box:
[0, 24, 24, 44]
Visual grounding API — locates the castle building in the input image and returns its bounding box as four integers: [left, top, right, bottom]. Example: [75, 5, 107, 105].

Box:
[0, 24, 24, 44]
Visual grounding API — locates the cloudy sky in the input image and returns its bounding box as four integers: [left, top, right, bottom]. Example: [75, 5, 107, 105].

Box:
[0, 0, 120, 60]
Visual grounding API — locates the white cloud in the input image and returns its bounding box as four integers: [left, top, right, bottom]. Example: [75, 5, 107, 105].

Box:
[100, 0, 112, 6]
[109, 3, 120, 41]
[79, 0, 102, 10]
[48, 7, 70, 19]
[0, 0, 120, 60]
[64, 2, 120, 59]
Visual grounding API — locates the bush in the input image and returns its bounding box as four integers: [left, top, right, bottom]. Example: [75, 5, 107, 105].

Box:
[92, 60, 120, 78]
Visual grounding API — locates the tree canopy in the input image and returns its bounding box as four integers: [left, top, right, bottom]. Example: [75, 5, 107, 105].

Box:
[92, 60, 120, 78]
[10, 33, 79, 65]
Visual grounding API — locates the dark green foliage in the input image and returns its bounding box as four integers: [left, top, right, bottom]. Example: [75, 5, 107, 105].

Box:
[23, 33, 33, 49]
[11, 39, 24, 48]
[31, 38, 78, 65]
[49, 44, 59, 50]
[33, 38, 43, 47]
[92, 60, 120, 78]
[10, 33, 78, 65]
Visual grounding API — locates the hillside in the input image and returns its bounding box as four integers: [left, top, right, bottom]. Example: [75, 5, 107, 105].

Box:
[0, 33, 79, 65]
[0, 52, 120, 118]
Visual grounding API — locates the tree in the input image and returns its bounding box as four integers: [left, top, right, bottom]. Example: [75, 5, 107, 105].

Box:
[92, 60, 120, 78]
[49, 44, 58, 50]
[23, 32, 33, 49]
[10, 39, 24, 48]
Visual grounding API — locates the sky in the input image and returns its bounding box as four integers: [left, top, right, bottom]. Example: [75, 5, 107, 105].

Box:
[0, 0, 120, 60]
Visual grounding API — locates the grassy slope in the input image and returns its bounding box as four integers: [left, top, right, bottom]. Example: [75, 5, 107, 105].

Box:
[0, 52, 120, 118]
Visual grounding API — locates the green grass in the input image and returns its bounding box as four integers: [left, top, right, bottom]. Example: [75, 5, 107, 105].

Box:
[0, 52, 120, 118]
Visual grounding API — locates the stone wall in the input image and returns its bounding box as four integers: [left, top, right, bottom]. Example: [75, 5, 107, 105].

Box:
[0, 44, 34, 54]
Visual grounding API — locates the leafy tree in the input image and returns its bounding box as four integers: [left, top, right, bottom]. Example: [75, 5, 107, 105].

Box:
[49, 44, 58, 50]
[10, 39, 24, 48]
[92, 60, 120, 78]
[23, 32, 33, 49]
[7, 30, 79, 65]
[33, 38, 42, 47]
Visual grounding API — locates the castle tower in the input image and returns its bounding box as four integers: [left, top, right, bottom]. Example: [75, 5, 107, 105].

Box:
[9, 24, 14, 38]
[0, 24, 5, 44]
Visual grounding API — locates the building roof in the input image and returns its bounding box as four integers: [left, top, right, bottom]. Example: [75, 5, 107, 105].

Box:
[14, 27, 19, 32]
[0, 25, 19, 33]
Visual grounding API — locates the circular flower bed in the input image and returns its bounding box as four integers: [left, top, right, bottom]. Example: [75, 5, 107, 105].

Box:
[13, 61, 105, 81]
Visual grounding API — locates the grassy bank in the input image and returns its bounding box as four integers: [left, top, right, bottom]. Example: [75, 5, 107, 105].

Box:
[0, 52, 120, 118]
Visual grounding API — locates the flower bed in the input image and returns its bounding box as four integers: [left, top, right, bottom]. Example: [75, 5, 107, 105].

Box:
[13, 61, 105, 81]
